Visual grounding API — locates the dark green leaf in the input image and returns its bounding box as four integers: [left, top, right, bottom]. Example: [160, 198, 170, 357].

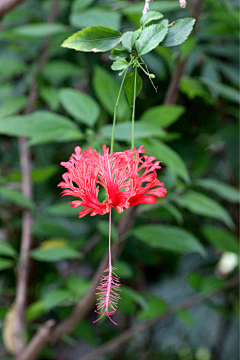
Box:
[140, 105, 185, 127]
[122, 1, 180, 15]
[93, 66, 129, 120]
[111, 58, 129, 71]
[0, 97, 27, 118]
[0, 258, 15, 271]
[201, 78, 240, 104]
[65, 276, 90, 298]
[140, 11, 164, 26]
[202, 225, 239, 254]
[44, 290, 72, 309]
[13, 23, 68, 37]
[140, 139, 190, 183]
[136, 20, 169, 55]
[195, 179, 240, 203]
[161, 18, 195, 47]
[9, 166, 58, 184]
[114, 261, 133, 279]
[46, 203, 82, 217]
[59, 88, 100, 126]
[71, 0, 94, 12]
[137, 296, 168, 320]
[121, 286, 149, 310]
[0, 242, 17, 258]
[109, 48, 129, 60]
[70, 9, 121, 31]
[100, 122, 165, 141]
[62, 26, 122, 53]
[133, 225, 206, 256]
[124, 70, 143, 106]
[25, 300, 46, 321]
[30, 247, 82, 262]
[0, 187, 35, 210]
[175, 191, 234, 228]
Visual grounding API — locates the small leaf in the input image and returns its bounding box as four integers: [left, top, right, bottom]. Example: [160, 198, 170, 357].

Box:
[59, 88, 100, 126]
[9, 166, 59, 184]
[0, 258, 15, 271]
[137, 296, 168, 320]
[202, 225, 239, 254]
[111, 58, 129, 71]
[195, 179, 240, 203]
[201, 78, 240, 104]
[65, 276, 90, 298]
[122, 31, 140, 52]
[62, 26, 122, 53]
[114, 261, 133, 279]
[124, 70, 143, 106]
[71, 0, 94, 12]
[140, 105, 185, 127]
[161, 18, 195, 47]
[30, 246, 82, 262]
[133, 225, 206, 256]
[46, 203, 82, 217]
[140, 11, 164, 26]
[121, 286, 149, 310]
[44, 290, 72, 309]
[25, 300, 46, 321]
[0, 187, 35, 210]
[0, 242, 16, 258]
[175, 191, 234, 229]
[136, 20, 169, 55]
[109, 48, 129, 60]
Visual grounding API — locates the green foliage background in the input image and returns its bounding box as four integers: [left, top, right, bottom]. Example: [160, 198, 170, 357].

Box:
[0, 0, 239, 359]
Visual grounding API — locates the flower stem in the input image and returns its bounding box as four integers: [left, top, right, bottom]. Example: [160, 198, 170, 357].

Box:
[131, 65, 138, 150]
[110, 70, 128, 154]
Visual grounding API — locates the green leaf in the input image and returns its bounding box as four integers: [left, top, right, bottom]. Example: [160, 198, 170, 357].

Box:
[9, 166, 58, 184]
[136, 20, 169, 55]
[39, 86, 60, 111]
[46, 203, 82, 217]
[0, 187, 35, 210]
[0, 241, 17, 258]
[111, 58, 129, 71]
[137, 296, 168, 320]
[44, 290, 72, 309]
[0, 57, 26, 78]
[0, 258, 15, 271]
[114, 261, 133, 279]
[41, 61, 81, 85]
[122, 31, 140, 52]
[0, 111, 83, 145]
[140, 139, 190, 183]
[121, 286, 149, 310]
[201, 78, 240, 104]
[161, 18, 195, 47]
[176, 309, 195, 326]
[175, 191, 234, 229]
[180, 76, 212, 103]
[140, 105, 185, 127]
[93, 66, 129, 120]
[71, 0, 94, 12]
[59, 88, 100, 127]
[140, 11, 164, 26]
[13, 23, 68, 37]
[124, 70, 143, 106]
[0, 97, 27, 118]
[163, 203, 184, 224]
[195, 179, 240, 203]
[202, 225, 239, 254]
[62, 26, 122, 53]
[122, 1, 180, 15]
[65, 276, 90, 298]
[97, 221, 118, 241]
[25, 300, 46, 321]
[133, 225, 206, 256]
[100, 122, 165, 141]
[109, 48, 129, 60]
[30, 247, 82, 262]
[33, 221, 69, 238]
[70, 9, 121, 31]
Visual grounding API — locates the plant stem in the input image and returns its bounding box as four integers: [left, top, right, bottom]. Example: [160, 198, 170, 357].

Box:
[131, 65, 138, 150]
[110, 70, 128, 154]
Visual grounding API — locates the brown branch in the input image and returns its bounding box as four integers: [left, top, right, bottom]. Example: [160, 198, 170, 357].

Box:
[164, 0, 203, 105]
[0, 0, 27, 18]
[13, 0, 60, 354]
[77, 276, 239, 360]
[15, 207, 137, 360]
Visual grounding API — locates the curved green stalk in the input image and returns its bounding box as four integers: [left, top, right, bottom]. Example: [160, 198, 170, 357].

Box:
[110, 69, 128, 155]
[131, 65, 138, 150]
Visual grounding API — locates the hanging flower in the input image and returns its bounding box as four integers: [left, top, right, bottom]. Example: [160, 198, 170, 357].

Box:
[58, 145, 167, 217]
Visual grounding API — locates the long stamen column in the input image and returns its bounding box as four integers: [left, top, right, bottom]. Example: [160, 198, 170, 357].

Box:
[93, 208, 121, 325]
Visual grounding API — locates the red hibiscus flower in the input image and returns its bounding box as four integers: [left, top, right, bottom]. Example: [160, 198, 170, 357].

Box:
[58, 145, 167, 218]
